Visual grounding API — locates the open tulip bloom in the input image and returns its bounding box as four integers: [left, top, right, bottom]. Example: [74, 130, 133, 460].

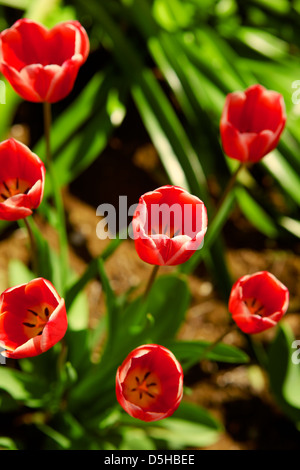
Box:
[0, 18, 89, 103]
[0, 138, 45, 221]
[0, 278, 67, 358]
[228, 271, 289, 334]
[220, 84, 286, 163]
[116, 344, 184, 422]
[132, 185, 208, 266]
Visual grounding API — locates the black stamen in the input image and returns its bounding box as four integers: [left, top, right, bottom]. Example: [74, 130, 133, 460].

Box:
[16, 178, 19, 190]
[44, 307, 49, 317]
[139, 392, 142, 400]
[28, 309, 38, 316]
[146, 391, 155, 398]
[147, 382, 157, 387]
[256, 305, 264, 314]
[24, 187, 30, 195]
[131, 388, 137, 392]
[143, 371, 151, 381]
[135, 377, 140, 384]
[37, 331, 43, 336]
[3, 181, 10, 193]
[1, 193, 8, 200]
[251, 298, 256, 307]
[23, 322, 35, 328]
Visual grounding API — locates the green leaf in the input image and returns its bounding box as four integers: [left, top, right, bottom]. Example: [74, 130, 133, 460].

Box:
[165, 340, 249, 370]
[0, 0, 30, 8]
[119, 428, 156, 450]
[267, 323, 300, 427]
[28, 216, 66, 293]
[8, 259, 34, 286]
[146, 274, 190, 342]
[0, 437, 18, 450]
[67, 288, 89, 331]
[151, 401, 222, 448]
[279, 216, 300, 238]
[262, 151, 300, 207]
[0, 367, 48, 407]
[236, 27, 289, 59]
[235, 186, 278, 238]
[97, 258, 120, 354]
[36, 423, 71, 449]
[119, 401, 222, 448]
[113, 273, 191, 352]
[65, 235, 124, 310]
[65, 329, 92, 373]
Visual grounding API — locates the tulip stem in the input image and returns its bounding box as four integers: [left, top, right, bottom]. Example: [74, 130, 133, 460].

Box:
[43, 102, 68, 294]
[24, 217, 38, 274]
[200, 323, 238, 360]
[143, 265, 160, 300]
[213, 162, 245, 218]
[43, 102, 52, 167]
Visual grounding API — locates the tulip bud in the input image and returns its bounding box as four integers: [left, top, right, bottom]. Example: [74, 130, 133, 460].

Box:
[0, 278, 67, 358]
[116, 344, 184, 422]
[132, 185, 208, 266]
[228, 271, 289, 334]
[0, 19, 89, 103]
[0, 138, 45, 221]
[220, 84, 286, 163]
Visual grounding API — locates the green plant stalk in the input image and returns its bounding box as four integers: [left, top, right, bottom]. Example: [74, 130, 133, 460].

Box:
[199, 324, 238, 361]
[180, 163, 244, 275]
[43, 102, 69, 295]
[212, 163, 245, 217]
[143, 265, 160, 300]
[23, 216, 38, 275]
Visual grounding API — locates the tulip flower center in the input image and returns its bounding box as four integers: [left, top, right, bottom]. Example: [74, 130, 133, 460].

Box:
[244, 297, 266, 317]
[22, 304, 54, 338]
[0, 178, 31, 201]
[150, 219, 181, 238]
[124, 368, 162, 407]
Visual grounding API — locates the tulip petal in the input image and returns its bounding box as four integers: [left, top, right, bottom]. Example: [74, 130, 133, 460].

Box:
[0, 62, 41, 101]
[219, 121, 250, 162]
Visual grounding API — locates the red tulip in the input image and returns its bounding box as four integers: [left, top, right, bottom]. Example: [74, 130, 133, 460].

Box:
[116, 344, 184, 422]
[220, 84, 286, 163]
[0, 138, 45, 221]
[228, 271, 289, 334]
[132, 185, 208, 266]
[0, 278, 67, 359]
[0, 19, 89, 103]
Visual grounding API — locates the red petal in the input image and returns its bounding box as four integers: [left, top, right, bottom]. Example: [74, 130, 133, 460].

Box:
[2, 62, 41, 101]
[220, 121, 250, 162]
